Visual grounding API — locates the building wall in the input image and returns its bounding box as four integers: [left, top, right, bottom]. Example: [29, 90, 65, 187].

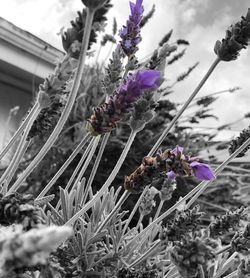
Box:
[0, 17, 63, 151]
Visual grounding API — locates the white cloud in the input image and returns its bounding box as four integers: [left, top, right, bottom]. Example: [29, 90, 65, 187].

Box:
[0, 0, 250, 140]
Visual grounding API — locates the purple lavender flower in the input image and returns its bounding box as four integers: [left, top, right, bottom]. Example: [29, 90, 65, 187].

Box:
[125, 146, 215, 193]
[190, 161, 216, 180]
[166, 146, 216, 181]
[119, 0, 144, 57]
[167, 170, 177, 180]
[87, 69, 160, 135]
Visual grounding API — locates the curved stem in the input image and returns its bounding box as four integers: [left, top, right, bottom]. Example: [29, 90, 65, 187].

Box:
[65, 137, 96, 192]
[0, 103, 40, 161]
[10, 8, 96, 193]
[125, 179, 208, 249]
[70, 136, 100, 191]
[35, 132, 91, 200]
[55, 137, 96, 210]
[65, 130, 137, 226]
[121, 186, 149, 238]
[6, 141, 30, 185]
[148, 57, 221, 156]
[215, 244, 231, 255]
[128, 240, 161, 268]
[2, 106, 40, 189]
[177, 88, 239, 107]
[135, 214, 144, 231]
[153, 199, 165, 221]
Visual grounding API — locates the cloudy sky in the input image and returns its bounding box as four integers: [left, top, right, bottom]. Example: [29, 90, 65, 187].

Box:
[1, 0, 250, 141]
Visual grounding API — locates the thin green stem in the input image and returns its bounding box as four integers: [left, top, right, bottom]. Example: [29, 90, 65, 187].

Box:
[65, 130, 137, 226]
[153, 199, 165, 221]
[210, 163, 250, 174]
[65, 137, 96, 192]
[148, 57, 221, 156]
[121, 186, 149, 238]
[70, 136, 100, 191]
[215, 245, 231, 255]
[128, 240, 161, 268]
[9, 8, 96, 193]
[0, 102, 40, 161]
[213, 252, 238, 278]
[124, 179, 208, 249]
[223, 270, 237, 278]
[55, 137, 96, 211]
[35, 132, 91, 200]
[177, 88, 240, 106]
[2, 106, 40, 189]
[197, 200, 229, 212]
[6, 141, 30, 185]
[135, 214, 144, 231]
[81, 133, 110, 206]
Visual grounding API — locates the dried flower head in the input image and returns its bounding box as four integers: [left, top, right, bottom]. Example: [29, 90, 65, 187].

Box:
[87, 69, 160, 135]
[139, 187, 159, 216]
[170, 237, 215, 278]
[124, 146, 215, 193]
[214, 9, 250, 61]
[229, 126, 250, 157]
[119, 0, 144, 57]
[160, 206, 203, 242]
[159, 178, 177, 201]
[158, 29, 173, 47]
[231, 223, 250, 256]
[103, 45, 124, 96]
[209, 207, 247, 238]
[62, 2, 112, 58]
[81, 0, 108, 10]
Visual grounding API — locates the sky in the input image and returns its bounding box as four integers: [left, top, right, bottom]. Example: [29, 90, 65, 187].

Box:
[1, 0, 250, 141]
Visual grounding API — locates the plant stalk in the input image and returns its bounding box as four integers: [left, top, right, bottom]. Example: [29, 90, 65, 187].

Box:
[36, 132, 91, 200]
[127, 137, 250, 247]
[9, 8, 96, 193]
[65, 130, 137, 226]
[0, 102, 40, 161]
[186, 137, 250, 208]
[148, 57, 221, 156]
[81, 133, 110, 205]
[121, 186, 149, 238]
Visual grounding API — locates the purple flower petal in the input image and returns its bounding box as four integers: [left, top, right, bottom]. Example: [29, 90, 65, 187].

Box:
[136, 70, 161, 90]
[124, 39, 132, 48]
[190, 161, 216, 180]
[171, 146, 184, 156]
[120, 0, 144, 56]
[119, 27, 128, 36]
[129, 0, 144, 24]
[167, 170, 177, 180]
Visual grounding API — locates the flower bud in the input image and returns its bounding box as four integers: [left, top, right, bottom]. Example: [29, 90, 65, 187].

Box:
[38, 91, 51, 109]
[81, 0, 108, 9]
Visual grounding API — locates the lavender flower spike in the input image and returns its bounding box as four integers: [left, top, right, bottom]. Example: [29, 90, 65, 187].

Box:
[87, 69, 160, 135]
[190, 161, 216, 180]
[119, 0, 144, 57]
